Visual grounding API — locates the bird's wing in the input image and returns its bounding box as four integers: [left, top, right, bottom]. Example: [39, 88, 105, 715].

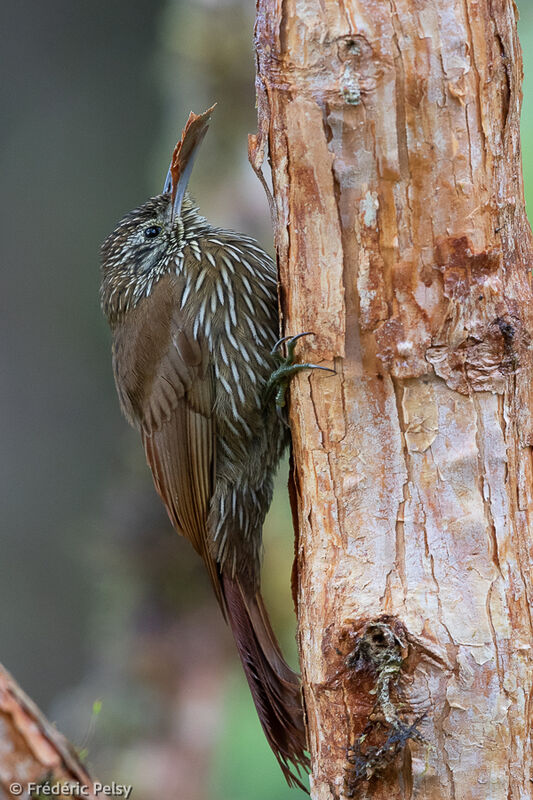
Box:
[119, 280, 223, 610]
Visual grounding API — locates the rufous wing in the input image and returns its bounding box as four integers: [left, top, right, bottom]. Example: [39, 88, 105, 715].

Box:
[124, 281, 223, 610]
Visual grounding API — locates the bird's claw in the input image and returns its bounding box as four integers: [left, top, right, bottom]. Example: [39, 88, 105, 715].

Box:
[271, 332, 314, 360]
[266, 332, 335, 412]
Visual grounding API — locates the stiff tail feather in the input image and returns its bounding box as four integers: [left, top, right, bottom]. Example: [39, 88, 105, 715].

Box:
[221, 574, 310, 790]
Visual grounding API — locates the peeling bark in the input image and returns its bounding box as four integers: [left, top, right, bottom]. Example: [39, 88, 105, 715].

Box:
[0, 664, 95, 799]
[253, 0, 533, 797]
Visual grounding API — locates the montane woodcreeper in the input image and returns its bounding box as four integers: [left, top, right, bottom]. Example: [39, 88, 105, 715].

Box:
[100, 107, 327, 788]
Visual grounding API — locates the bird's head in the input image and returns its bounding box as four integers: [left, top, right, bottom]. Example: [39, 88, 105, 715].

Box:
[100, 105, 215, 325]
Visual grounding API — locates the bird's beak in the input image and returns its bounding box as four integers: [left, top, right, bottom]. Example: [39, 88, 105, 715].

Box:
[165, 104, 216, 222]
[163, 167, 172, 195]
[169, 151, 201, 222]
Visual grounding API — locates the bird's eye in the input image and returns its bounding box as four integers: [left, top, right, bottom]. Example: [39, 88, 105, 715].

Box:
[144, 225, 161, 239]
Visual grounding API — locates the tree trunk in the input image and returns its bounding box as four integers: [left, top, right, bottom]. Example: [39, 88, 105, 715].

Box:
[252, 1, 533, 798]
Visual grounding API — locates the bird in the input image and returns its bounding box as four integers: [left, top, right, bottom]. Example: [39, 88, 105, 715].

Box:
[100, 106, 331, 788]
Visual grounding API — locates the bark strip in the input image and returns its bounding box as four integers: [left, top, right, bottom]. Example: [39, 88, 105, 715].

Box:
[0, 664, 95, 799]
[253, 1, 533, 797]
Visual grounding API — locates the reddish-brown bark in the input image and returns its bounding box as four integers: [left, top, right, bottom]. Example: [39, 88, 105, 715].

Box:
[253, 1, 533, 797]
[0, 664, 95, 799]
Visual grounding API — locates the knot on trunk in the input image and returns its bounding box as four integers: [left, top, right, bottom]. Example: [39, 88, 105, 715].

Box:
[343, 618, 426, 795]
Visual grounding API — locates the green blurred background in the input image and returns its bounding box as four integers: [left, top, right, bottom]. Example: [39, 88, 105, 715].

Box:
[1, 3, 532, 799]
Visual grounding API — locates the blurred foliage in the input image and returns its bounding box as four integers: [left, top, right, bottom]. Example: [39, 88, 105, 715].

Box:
[1, 2, 531, 799]
[210, 672, 307, 800]
[518, 1, 533, 212]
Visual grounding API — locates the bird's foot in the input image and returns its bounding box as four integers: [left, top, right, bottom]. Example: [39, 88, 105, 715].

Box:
[265, 332, 335, 410]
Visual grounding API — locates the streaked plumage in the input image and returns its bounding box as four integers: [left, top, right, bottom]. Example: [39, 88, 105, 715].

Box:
[100, 190, 309, 788]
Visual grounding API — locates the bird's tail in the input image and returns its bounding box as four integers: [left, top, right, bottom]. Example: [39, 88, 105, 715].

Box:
[221, 574, 309, 790]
